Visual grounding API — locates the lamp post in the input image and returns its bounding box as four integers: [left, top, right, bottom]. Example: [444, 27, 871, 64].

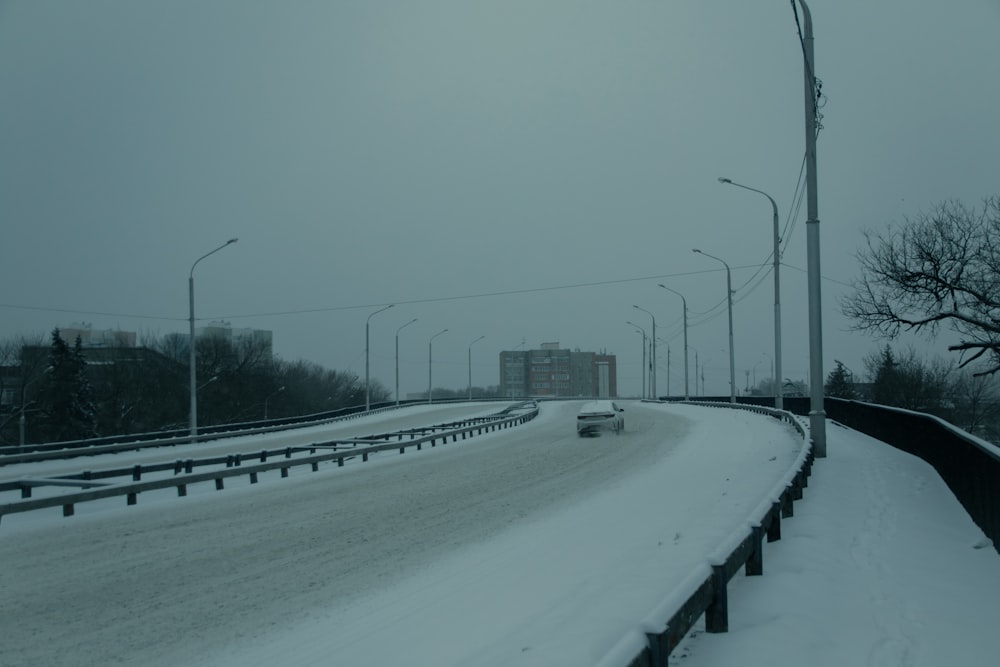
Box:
[428, 329, 448, 403]
[632, 305, 656, 399]
[395, 318, 418, 405]
[467, 335, 485, 400]
[626, 321, 647, 399]
[718, 177, 783, 410]
[18, 367, 51, 449]
[658, 284, 689, 401]
[264, 386, 285, 419]
[365, 304, 394, 411]
[693, 249, 736, 404]
[189, 238, 238, 438]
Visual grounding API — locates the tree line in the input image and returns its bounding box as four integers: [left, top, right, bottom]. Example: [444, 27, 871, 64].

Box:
[0, 329, 391, 445]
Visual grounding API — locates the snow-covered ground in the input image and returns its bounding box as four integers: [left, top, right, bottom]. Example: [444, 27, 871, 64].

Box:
[1, 402, 998, 666]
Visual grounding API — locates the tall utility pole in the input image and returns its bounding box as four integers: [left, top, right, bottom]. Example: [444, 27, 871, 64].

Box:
[796, 0, 826, 456]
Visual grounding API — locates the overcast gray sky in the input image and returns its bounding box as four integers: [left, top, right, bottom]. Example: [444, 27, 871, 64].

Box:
[1, 0, 998, 398]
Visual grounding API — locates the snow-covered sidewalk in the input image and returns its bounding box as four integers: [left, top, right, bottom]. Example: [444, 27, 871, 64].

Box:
[673, 421, 1000, 666]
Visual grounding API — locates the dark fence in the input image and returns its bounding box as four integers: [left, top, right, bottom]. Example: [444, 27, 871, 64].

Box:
[672, 394, 1000, 553]
[823, 398, 1000, 552]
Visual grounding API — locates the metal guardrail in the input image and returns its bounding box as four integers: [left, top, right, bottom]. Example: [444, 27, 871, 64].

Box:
[599, 401, 814, 667]
[0, 404, 539, 525]
[0, 401, 417, 463]
[0, 398, 531, 465]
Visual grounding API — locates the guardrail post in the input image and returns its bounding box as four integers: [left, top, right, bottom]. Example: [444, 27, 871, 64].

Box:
[215, 478, 224, 490]
[174, 460, 183, 475]
[781, 486, 794, 518]
[338, 457, 345, 467]
[185, 459, 194, 473]
[767, 501, 782, 542]
[705, 564, 729, 633]
[132, 465, 142, 481]
[791, 475, 803, 500]
[63, 503, 74, 517]
[177, 484, 187, 496]
[281, 467, 289, 477]
[644, 629, 669, 667]
[21, 485, 31, 499]
[127, 492, 137, 506]
[250, 472, 259, 484]
[746, 525, 764, 576]
[260, 450, 267, 462]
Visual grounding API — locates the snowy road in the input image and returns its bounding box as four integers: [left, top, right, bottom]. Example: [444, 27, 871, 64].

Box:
[0, 401, 802, 666]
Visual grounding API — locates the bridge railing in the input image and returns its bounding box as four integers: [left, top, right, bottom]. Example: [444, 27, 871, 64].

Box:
[821, 397, 1000, 552]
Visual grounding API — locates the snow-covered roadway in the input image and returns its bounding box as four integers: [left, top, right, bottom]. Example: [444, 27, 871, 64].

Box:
[0, 401, 803, 666]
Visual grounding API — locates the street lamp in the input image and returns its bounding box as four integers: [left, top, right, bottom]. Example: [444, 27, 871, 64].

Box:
[189, 238, 238, 437]
[365, 304, 394, 411]
[693, 249, 736, 404]
[468, 335, 485, 400]
[658, 284, 689, 401]
[264, 386, 285, 419]
[18, 367, 51, 449]
[718, 176, 783, 410]
[395, 318, 418, 405]
[428, 329, 448, 403]
[632, 305, 656, 399]
[626, 321, 647, 399]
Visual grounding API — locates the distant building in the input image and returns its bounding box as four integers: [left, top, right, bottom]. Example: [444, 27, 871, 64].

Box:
[58, 323, 137, 348]
[163, 321, 273, 359]
[499, 342, 617, 399]
[197, 321, 273, 356]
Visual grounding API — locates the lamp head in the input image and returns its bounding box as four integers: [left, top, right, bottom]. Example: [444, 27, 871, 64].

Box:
[227, 238, 239, 245]
[692, 248, 702, 254]
[717, 177, 732, 184]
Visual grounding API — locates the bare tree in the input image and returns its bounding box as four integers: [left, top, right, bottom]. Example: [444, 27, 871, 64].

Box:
[951, 365, 1000, 441]
[843, 196, 1000, 375]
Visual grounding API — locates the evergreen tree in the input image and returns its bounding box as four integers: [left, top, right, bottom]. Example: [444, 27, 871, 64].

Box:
[865, 345, 952, 412]
[825, 360, 857, 399]
[39, 329, 98, 441]
[71, 335, 98, 438]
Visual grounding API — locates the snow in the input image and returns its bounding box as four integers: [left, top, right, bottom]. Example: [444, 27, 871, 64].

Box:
[1, 402, 998, 666]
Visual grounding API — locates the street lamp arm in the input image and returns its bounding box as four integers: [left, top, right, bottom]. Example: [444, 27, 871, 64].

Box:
[190, 238, 238, 278]
[396, 318, 418, 335]
[367, 304, 394, 325]
[692, 248, 731, 275]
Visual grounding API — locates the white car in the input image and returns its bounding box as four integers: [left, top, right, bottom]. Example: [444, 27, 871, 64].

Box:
[576, 400, 625, 436]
